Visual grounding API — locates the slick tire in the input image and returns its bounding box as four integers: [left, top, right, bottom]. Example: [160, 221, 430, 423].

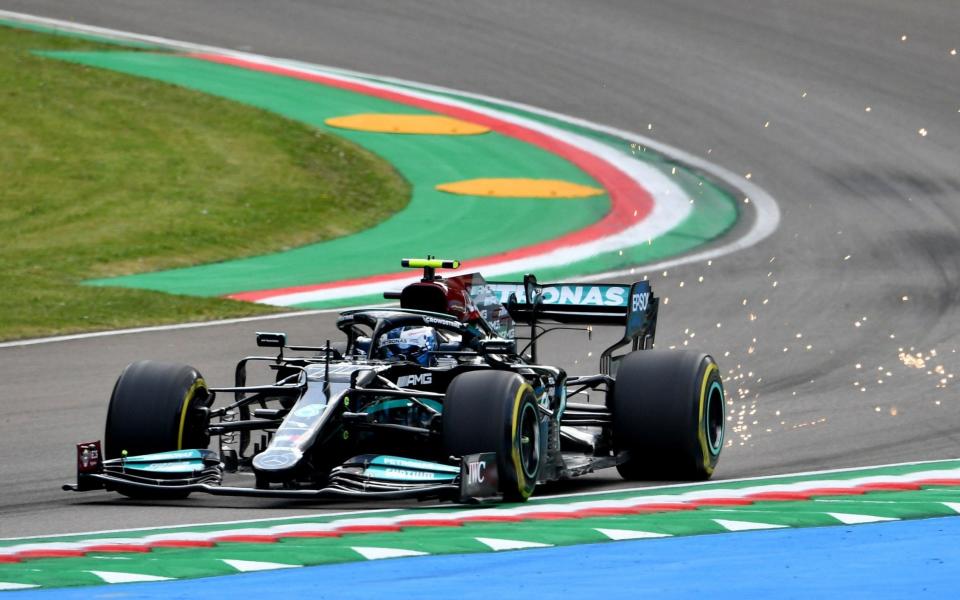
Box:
[443, 370, 543, 502]
[612, 351, 725, 481]
[104, 361, 212, 499]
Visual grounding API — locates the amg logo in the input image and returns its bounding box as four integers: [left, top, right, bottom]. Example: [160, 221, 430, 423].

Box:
[397, 373, 433, 388]
[466, 460, 486, 485]
[632, 292, 650, 312]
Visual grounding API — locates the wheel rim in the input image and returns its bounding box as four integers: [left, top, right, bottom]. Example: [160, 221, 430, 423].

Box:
[706, 380, 724, 455]
[517, 402, 541, 478]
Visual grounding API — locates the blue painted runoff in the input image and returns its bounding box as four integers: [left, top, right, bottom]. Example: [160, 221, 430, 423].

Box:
[19, 516, 960, 599]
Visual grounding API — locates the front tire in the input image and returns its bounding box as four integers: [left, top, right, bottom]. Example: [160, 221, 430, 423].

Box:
[104, 361, 212, 499]
[443, 370, 543, 502]
[612, 351, 725, 480]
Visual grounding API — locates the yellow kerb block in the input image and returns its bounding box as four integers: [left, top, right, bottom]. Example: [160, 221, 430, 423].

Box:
[325, 114, 490, 135]
[436, 178, 605, 199]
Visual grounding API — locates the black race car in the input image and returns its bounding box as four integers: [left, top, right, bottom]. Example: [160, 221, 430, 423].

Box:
[65, 258, 726, 503]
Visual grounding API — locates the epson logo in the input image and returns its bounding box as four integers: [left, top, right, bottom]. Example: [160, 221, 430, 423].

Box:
[397, 373, 433, 388]
[632, 292, 650, 312]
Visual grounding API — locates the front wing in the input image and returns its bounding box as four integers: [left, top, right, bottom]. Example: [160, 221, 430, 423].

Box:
[63, 442, 500, 503]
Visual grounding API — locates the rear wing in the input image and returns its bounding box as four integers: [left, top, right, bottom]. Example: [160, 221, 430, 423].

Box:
[384, 258, 657, 373]
[488, 275, 658, 373]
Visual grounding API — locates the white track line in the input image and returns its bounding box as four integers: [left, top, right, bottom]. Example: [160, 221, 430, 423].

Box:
[0, 507, 398, 543]
[2, 464, 957, 555]
[0, 10, 779, 341]
[532, 456, 960, 500]
[0, 304, 396, 349]
[2, 457, 955, 545]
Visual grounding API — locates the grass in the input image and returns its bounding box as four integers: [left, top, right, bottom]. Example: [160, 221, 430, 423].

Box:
[0, 25, 410, 341]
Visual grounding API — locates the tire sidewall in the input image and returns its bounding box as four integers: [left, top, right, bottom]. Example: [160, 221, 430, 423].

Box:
[104, 360, 210, 460]
[443, 370, 542, 501]
[500, 380, 540, 501]
[696, 359, 725, 474]
[612, 350, 724, 479]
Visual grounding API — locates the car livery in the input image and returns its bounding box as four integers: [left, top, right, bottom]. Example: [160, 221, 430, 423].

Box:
[66, 258, 726, 503]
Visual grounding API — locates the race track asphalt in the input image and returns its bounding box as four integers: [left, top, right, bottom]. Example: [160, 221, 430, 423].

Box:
[1, 0, 958, 538]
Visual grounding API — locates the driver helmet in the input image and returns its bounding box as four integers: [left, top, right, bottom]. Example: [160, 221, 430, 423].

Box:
[377, 326, 438, 366]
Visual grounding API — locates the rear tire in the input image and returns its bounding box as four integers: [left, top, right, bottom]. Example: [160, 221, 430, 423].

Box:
[443, 370, 543, 502]
[612, 351, 724, 480]
[104, 361, 212, 499]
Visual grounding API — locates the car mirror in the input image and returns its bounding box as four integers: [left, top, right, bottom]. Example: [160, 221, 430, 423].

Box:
[479, 339, 516, 355]
[256, 332, 287, 348]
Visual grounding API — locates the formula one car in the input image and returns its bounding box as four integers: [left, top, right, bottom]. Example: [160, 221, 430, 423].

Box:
[65, 258, 726, 503]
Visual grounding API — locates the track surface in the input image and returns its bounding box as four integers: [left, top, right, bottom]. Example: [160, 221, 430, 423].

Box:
[1, 1, 958, 538]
